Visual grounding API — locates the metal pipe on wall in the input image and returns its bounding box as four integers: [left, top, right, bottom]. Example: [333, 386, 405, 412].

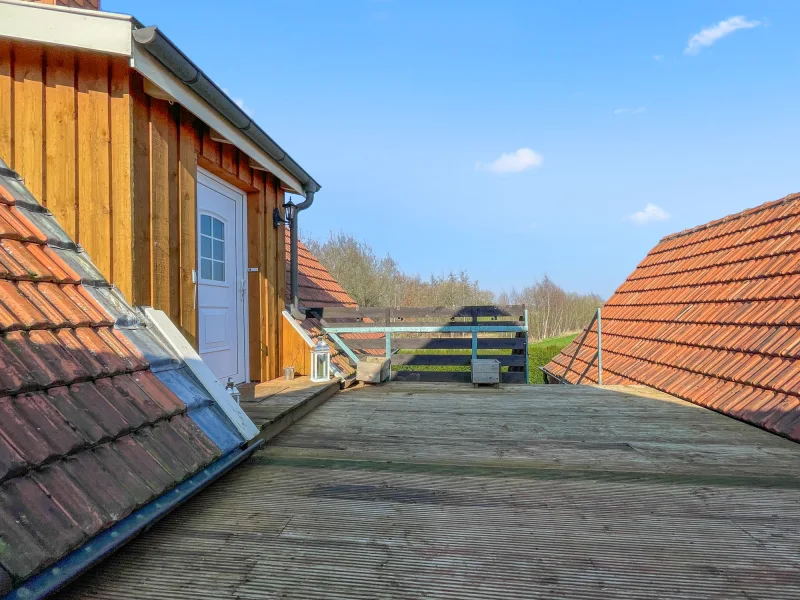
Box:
[289, 189, 315, 314]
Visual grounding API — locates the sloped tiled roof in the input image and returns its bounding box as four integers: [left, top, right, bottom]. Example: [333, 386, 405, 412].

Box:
[0, 168, 247, 595]
[544, 192, 800, 442]
[285, 230, 357, 308]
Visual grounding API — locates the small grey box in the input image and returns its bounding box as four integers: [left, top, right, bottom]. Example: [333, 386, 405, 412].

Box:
[471, 358, 501, 385]
[357, 356, 392, 384]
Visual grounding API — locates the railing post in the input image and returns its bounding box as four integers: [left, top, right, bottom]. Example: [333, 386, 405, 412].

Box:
[471, 307, 478, 360]
[524, 307, 529, 384]
[564, 310, 597, 382]
[385, 308, 392, 359]
[596, 307, 602, 386]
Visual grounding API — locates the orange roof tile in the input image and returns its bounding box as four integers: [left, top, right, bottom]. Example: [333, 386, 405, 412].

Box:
[544, 192, 800, 442]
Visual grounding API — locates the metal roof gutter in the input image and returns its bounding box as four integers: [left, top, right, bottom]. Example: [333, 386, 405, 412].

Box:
[4, 441, 264, 600]
[132, 26, 321, 195]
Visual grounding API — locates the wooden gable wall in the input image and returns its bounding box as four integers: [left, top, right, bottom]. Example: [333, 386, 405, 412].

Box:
[129, 71, 287, 381]
[0, 41, 133, 297]
[0, 40, 288, 381]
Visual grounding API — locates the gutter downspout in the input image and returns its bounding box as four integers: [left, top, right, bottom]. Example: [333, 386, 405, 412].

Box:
[289, 188, 315, 318]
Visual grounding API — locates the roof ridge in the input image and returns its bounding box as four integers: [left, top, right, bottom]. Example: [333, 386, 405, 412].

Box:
[659, 192, 800, 243]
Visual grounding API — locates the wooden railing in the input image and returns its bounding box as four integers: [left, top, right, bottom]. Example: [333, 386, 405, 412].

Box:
[307, 305, 529, 384]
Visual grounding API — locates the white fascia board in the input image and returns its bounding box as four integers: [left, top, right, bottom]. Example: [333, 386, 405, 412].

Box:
[282, 310, 315, 348]
[131, 46, 305, 195]
[144, 307, 260, 441]
[0, 0, 133, 56]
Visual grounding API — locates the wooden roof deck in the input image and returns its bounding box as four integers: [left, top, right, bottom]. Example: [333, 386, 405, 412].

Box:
[58, 383, 800, 599]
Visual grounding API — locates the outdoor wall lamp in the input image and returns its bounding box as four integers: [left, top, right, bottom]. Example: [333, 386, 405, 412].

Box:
[274, 200, 296, 228]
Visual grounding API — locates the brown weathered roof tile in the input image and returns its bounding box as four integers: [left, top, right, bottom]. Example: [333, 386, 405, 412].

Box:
[31, 462, 108, 536]
[0, 481, 57, 580]
[60, 452, 135, 524]
[0, 429, 26, 483]
[112, 435, 174, 495]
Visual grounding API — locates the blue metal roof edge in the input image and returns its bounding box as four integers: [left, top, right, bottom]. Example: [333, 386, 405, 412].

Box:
[2, 440, 264, 600]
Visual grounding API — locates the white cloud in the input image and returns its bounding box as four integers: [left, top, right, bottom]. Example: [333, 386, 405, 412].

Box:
[653, 54, 664, 61]
[627, 203, 671, 225]
[614, 107, 646, 115]
[222, 87, 254, 116]
[685, 16, 761, 55]
[476, 148, 543, 174]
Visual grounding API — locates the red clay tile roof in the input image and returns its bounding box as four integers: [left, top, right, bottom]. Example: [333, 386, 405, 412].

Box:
[544, 192, 800, 442]
[0, 182, 222, 593]
[285, 230, 357, 308]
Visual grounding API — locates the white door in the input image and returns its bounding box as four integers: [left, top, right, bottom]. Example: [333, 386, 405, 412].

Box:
[197, 169, 248, 384]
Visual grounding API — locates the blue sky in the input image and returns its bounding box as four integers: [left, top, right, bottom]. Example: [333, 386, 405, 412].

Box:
[107, 0, 800, 298]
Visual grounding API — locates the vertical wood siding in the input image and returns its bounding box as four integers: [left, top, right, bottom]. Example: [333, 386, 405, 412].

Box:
[0, 42, 134, 299]
[0, 43, 288, 381]
[282, 318, 312, 376]
[130, 73, 286, 381]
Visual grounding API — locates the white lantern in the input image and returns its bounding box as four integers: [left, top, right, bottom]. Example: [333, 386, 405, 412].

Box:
[310, 339, 331, 382]
[225, 376, 241, 404]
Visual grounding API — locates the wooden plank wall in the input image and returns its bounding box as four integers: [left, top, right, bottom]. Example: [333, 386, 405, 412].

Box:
[0, 41, 133, 299]
[130, 72, 287, 381]
[282, 317, 312, 376]
[0, 42, 288, 382]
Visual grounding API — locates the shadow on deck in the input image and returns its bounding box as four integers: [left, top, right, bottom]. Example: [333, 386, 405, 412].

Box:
[57, 382, 800, 599]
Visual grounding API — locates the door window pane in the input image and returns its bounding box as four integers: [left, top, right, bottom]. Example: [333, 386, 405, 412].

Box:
[200, 258, 212, 280]
[201, 236, 212, 259]
[199, 214, 226, 282]
[213, 261, 225, 282]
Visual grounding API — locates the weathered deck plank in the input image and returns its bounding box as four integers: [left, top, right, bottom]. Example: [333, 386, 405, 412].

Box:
[237, 376, 339, 433]
[58, 383, 800, 599]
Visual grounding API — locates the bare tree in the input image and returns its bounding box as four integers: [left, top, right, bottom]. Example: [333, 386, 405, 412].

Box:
[306, 233, 493, 308]
[511, 275, 602, 340]
[305, 232, 403, 307]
